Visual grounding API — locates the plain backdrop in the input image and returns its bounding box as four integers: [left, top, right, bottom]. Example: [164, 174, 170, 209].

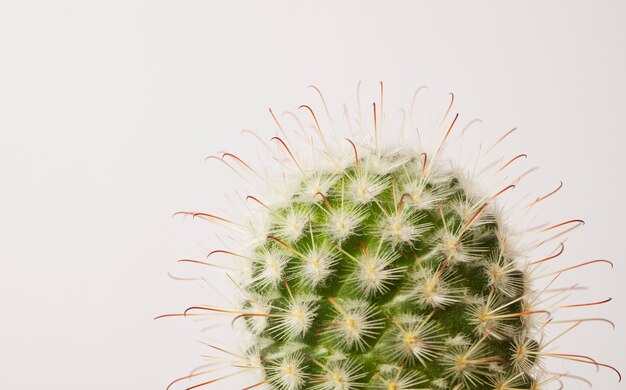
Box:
[1, 1, 625, 389]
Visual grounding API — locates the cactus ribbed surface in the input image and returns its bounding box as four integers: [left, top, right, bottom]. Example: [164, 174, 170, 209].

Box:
[243, 151, 533, 390]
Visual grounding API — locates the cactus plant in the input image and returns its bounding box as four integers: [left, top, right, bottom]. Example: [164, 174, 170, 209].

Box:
[160, 84, 619, 389]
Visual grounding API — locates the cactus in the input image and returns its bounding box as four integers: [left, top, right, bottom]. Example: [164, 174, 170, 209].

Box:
[161, 85, 619, 389]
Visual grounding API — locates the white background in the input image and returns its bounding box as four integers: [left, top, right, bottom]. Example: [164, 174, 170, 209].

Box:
[1, 1, 625, 389]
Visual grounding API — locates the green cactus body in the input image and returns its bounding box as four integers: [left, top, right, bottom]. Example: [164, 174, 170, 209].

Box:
[165, 87, 618, 390]
[241, 151, 534, 390]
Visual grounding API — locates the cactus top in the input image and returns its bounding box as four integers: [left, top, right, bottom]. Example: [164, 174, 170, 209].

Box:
[166, 88, 618, 390]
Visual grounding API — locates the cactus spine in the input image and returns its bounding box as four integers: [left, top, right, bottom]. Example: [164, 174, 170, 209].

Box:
[163, 86, 619, 389]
